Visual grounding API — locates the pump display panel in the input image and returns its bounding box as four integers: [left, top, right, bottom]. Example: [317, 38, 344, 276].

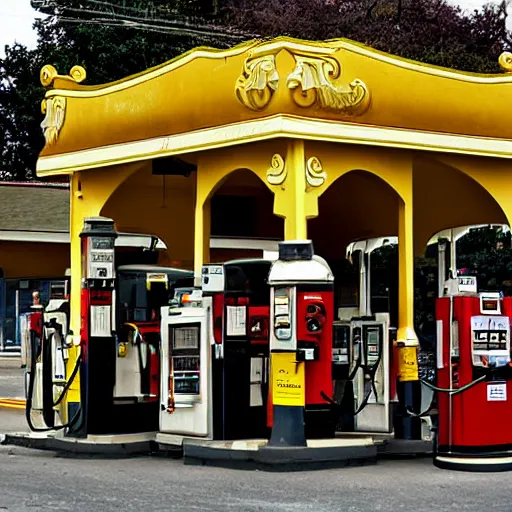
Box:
[87, 237, 115, 279]
[471, 316, 510, 368]
[365, 327, 381, 367]
[332, 323, 350, 364]
[169, 324, 201, 395]
[91, 237, 114, 250]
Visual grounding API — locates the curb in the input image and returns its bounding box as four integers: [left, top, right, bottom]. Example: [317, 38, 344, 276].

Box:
[1, 433, 157, 459]
[183, 441, 378, 472]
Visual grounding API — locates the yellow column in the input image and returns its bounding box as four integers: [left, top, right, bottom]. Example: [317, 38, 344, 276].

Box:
[283, 139, 308, 240]
[397, 197, 419, 382]
[269, 139, 314, 446]
[62, 174, 102, 424]
[193, 196, 211, 286]
[63, 164, 142, 428]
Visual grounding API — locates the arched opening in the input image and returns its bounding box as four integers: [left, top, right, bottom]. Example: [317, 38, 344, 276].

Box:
[208, 169, 283, 262]
[308, 169, 401, 321]
[413, 155, 508, 255]
[101, 160, 196, 268]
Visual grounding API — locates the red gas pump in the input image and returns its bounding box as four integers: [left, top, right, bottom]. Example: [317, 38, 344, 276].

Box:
[268, 240, 335, 446]
[435, 276, 512, 471]
[78, 217, 118, 436]
[201, 259, 272, 440]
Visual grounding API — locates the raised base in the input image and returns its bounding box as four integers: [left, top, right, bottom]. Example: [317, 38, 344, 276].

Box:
[2, 430, 432, 469]
[181, 437, 377, 471]
[434, 454, 512, 472]
[1, 431, 156, 458]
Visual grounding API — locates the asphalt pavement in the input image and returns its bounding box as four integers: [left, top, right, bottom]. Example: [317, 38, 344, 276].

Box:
[0, 357, 25, 400]
[0, 445, 511, 512]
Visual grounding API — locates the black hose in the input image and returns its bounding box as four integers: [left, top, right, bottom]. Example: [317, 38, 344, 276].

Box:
[420, 374, 486, 395]
[25, 331, 82, 433]
[405, 375, 489, 419]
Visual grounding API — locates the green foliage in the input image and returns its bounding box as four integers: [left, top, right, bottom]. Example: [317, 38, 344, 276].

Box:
[1, 0, 511, 180]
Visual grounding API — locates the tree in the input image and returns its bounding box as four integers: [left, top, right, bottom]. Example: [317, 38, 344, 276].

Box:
[0, 0, 241, 181]
[1, 0, 511, 180]
[226, 0, 510, 73]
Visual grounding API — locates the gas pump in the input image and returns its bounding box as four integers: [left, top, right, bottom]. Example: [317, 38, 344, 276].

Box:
[330, 238, 394, 435]
[160, 290, 213, 437]
[25, 291, 77, 432]
[347, 315, 391, 432]
[78, 216, 117, 436]
[40, 299, 70, 428]
[204, 259, 272, 440]
[434, 276, 512, 471]
[268, 240, 336, 443]
[80, 219, 195, 435]
[159, 259, 272, 441]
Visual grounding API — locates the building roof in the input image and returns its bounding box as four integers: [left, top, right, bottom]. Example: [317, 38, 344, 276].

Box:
[36, 36, 512, 176]
[0, 182, 69, 233]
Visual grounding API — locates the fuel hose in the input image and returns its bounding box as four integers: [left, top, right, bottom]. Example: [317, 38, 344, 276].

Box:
[321, 345, 383, 417]
[25, 331, 82, 433]
[405, 374, 487, 418]
[420, 374, 487, 395]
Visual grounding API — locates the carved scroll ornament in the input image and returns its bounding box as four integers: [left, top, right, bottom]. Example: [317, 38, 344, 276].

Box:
[306, 156, 326, 187]
[287, 55, 370, 115]
[39, 64, 86, 147]
[40, 64, 87, 88]
[266, 153, 287, 186]
[499, 52, 512, 73]
[40, 97, 66, 147]
[235, 55, 279, 111]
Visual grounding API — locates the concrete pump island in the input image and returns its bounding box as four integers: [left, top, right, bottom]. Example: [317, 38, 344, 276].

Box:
[7, 36, 512, 471]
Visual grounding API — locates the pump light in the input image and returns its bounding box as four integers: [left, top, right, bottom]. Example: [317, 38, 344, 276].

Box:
[307, 318, 321, 332]
[278, 240, 314, 261]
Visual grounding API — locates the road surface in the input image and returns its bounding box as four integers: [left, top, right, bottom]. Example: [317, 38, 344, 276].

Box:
[0, 445, 511, 512]
[0, 357, 24, 399]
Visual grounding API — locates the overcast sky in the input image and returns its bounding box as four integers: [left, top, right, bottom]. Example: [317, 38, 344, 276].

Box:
[0, 0, 505, 58]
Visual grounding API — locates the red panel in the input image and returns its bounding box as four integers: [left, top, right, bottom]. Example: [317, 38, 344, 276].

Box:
[80, 288, 90, 357]
[296, 290, 334, 406]
[436, 297, 452, 447]
[212, 293, 224, 344]
[248, 306, 269, 343]
[28, 311, 43, 337]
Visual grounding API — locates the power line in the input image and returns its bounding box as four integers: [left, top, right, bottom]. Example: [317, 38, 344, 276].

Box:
[31, 0, 259, 42]
[57, 16, 244, 41]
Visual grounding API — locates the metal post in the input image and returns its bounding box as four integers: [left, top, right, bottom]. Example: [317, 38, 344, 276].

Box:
[438, 241, 446, 298]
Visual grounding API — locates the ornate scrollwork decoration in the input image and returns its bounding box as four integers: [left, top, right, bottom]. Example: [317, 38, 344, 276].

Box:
[306, 156, 326, 188]
[499, 52, 512, 73]
[40, 64, 87, 88]
[287, 55, 370, 115]
[235, 55, 279, 111]
[266, 154, 287, 186]
[40, 96, 66, 147]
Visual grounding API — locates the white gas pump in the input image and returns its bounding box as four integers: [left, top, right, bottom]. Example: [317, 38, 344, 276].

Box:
[26, 298, 72, 430]
[43, 299, 70, 405]
[332, 238, 395, 434]
[351, 313, 391, 432]
[159, 292, 214, 438]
